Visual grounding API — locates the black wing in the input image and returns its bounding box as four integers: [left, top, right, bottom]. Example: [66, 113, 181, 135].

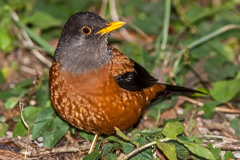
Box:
[114, 61, 158, 91]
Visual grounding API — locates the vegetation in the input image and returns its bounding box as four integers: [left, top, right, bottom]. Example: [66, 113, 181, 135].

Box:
[0, 0, 239, 159]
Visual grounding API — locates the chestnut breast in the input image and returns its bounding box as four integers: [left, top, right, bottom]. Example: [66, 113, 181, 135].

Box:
[50, 63, 144, 135]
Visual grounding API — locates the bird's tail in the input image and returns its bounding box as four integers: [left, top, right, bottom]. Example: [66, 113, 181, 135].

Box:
[155, 83, 205, 99]
[165, 84, 204, 94]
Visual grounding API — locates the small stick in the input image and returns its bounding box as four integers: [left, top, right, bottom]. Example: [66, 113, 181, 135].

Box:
[88, 134, 99, 154]
[178, 96, 204, 107]
[19, 102, 31, 158]
[100, 0, 108, 18]
[109, 0, 135, 42]
[11, 11, 52, 67]
[215, 107, 240, 114]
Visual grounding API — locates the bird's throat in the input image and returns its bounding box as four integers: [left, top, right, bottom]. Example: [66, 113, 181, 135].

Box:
[58, 46, 112, 74]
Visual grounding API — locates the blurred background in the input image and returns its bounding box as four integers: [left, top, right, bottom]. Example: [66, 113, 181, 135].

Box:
[0, 0, 240, 159]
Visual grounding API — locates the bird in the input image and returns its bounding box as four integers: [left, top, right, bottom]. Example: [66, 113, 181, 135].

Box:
[49, 11, 202, 153]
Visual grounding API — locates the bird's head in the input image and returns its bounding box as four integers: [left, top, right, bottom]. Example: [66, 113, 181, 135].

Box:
[54, 12, 126, 73]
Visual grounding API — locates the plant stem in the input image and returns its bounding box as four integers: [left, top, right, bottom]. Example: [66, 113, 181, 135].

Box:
[173, 24, 240, 74]
[124, 138, 170, 160]
[161, 0, 171, 51]
[155, 0, 171, 66]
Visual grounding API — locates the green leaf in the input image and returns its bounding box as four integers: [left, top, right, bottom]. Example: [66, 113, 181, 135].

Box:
[13, 106, 42, 137]
[32, 107, 69, 147]
[32, 107, 55, 139]
[162, 122, 184, 138]
[178, 140, 215, 160]
[183, 104, 194, 117]
[13, 121, 28, 137]
[23, 11, 61, 29]
[123, 142, 135, 154]
[130, 148, 154, 160]
[200, 101, 220, 119]
[163, 118, 184, 125]
[79, 130, 95, 141]
[105, 136, 126, 146]
[0, 122, 8, 137]
[156, 141, 177, 160]
[236, 70, 240, 79]
[205, 57, 238, 81]
[115, 127, 139, 146]
[223, 150, 235, 160]
[134, 136, 147, 146]
[140, 128, 163, 141]
[115, 127, 131, 142]
[4, 97, 19, 109]
[101, 143, 114, 156]
[207, 143, 221, 160]
[171, 141, 190, 159]
[0, 70, 5, 83]
[123, 136, 154, 160]
[35, 82, 50, 108]
[105, 153, 118, 160]
[210, 79, 240, 102]
[42, 116, 69, 148]
[0, 28, 12, 52]
[191, 155, 203, 160]
[147, 101, 169, 121]
[187, 136, 203, 144]
[0, 78, 33, 100]
[230, 118, 240, 138]
[83, 142, 101, 160]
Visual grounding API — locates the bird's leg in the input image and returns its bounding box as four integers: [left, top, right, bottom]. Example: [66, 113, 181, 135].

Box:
[88, 134, 99, 154]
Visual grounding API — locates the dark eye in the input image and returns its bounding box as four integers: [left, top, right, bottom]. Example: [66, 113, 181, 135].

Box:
[81, 26, 91, 35]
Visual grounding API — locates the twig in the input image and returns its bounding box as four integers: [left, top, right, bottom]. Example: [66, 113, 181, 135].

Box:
[11, 11, 52, 67]
[178, 96, 240, 114]
[109, 0, 135, 42]
[212, 142, 240, 151]
[20, 65, 38, 75]
[168, 71, 176, 85]
[215, 107, 240, 114]
[199, 135, 239, 142]
[0, 137, 90, 157]
[226, 102, 235, 109]
[124, 138, 170, 160]
[201, 136, 240, 151]
[100, 0, 108, 18]
[178, 96, 204, 107]
[19, 102, 31, 159]
[109, 0, 119, 20]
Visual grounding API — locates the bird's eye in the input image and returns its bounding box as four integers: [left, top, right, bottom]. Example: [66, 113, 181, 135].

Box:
[81, 26, 91, 35]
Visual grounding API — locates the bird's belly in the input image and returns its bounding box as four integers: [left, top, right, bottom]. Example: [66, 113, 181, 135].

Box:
[51, 81, 145, 135]
[49, 67, 146, 135]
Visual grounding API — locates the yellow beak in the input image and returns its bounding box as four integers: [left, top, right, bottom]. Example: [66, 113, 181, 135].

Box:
[96, 21, 126, 36]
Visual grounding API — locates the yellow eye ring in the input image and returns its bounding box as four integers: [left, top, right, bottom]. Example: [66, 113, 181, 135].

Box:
[81, 26, 91, 35]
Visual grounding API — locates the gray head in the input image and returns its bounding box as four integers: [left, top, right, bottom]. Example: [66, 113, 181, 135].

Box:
[54, 12, 126, 73]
